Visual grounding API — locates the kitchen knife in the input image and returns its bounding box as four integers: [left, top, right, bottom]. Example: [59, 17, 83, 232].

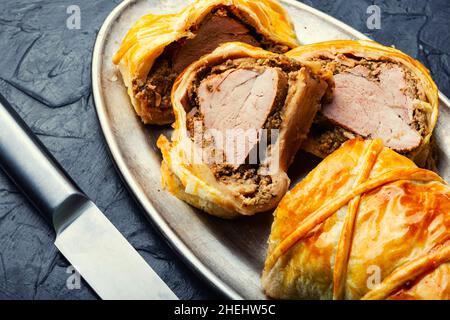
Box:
[0, 93, 178, 300]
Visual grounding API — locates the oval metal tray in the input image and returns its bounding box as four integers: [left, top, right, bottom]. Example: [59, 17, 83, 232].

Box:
[92, 0, 450, 299]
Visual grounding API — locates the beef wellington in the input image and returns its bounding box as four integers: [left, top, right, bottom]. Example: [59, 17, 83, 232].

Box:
[287, 40, 439, 168]
[157, 43, 328, 218]
[113, 0, 299, 125]
[262, 138, 450, 300]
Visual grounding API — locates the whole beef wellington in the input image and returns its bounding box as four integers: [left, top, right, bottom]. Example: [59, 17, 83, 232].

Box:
[262, 139, 450, 300]
[286, 40, 439, 168]
[112, 0, 299, 125]
[157, 43, 328, 218]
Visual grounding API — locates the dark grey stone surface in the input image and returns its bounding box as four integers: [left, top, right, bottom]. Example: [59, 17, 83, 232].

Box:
[0, 0, 448, 300]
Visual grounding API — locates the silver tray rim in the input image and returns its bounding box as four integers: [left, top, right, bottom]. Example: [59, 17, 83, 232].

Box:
[91, 0, 450, 300]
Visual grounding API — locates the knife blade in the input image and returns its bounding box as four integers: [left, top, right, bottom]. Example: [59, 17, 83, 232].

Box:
[0, 93, 177, 300]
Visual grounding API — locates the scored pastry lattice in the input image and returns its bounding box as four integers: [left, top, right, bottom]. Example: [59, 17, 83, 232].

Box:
[265, 139, 450, 299]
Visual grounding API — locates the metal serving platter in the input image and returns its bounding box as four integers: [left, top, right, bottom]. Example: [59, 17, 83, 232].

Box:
[92, 0, 450, 299]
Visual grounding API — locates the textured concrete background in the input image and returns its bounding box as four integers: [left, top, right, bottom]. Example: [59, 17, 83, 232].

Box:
[0, 0, 448, 299]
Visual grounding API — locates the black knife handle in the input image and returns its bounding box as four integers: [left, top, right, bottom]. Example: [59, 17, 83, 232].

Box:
[0, 93, 88, 233]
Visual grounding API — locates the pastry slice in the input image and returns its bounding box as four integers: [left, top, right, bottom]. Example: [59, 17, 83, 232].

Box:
[113, 0, 299, 125]
[286, 40, 439, 168]
[262, 138, 450, 300]
[157, 43, 328, 218]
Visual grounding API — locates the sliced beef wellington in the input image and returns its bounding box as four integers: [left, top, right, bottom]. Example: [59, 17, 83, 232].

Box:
[157, 43, 328, 218]
[286, 40, 439, 168]
[113, 0, 299, 125]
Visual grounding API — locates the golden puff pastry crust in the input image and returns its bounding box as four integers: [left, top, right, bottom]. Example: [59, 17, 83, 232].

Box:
[157, 42, 328, 218]
[262, 138, 450, 300]
[286, 40, 439, 169]
[113, 0, 299, 125]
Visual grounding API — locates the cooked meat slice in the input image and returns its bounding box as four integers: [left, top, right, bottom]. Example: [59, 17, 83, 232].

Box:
[197, 67, 288, 165]
[322, 64, 422, 152]
[135, 9, 261, 120]
[158, 45, 329, 217]
[172, 13, 259, 73]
